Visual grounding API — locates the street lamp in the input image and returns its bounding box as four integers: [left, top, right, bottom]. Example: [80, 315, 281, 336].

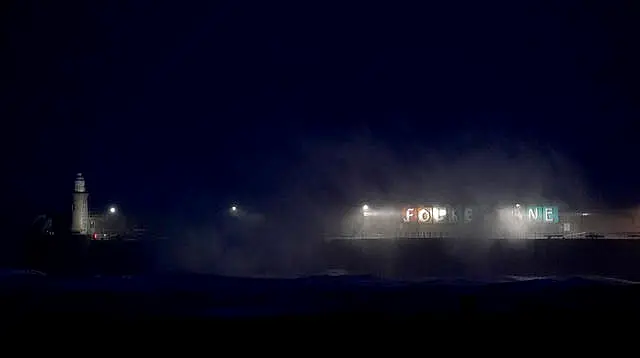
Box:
[231, 206, 237, 212]
[108, 206, 117, 214]
[362, 204, 373, 217]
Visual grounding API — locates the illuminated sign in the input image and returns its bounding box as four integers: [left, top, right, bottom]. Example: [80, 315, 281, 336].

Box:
[403, 206, 473, 224]
[513, 205, 559, 224]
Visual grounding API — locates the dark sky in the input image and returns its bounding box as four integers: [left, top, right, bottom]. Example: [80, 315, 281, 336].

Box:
[2, 1, 638, 231]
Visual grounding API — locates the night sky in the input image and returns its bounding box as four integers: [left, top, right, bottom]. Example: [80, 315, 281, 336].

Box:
[2, 1, 638, 234]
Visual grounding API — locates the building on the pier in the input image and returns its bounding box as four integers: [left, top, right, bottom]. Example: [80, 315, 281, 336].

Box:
[334, 202, 640, 240]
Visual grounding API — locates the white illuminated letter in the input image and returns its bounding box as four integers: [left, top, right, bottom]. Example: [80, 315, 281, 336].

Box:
[544, 207, 553, 222]
[404, 208, 415, 222]
[450, 208, 458, 223]
[528, 208, 538, 221]
[464, 208, 473, 223]
[418, 208, 431, 222]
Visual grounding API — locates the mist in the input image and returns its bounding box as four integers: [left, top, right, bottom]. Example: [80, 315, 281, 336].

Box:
[166, 134, 596, 277]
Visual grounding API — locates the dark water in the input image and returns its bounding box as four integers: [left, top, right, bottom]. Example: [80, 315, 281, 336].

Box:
[11, 236, 640, 280]
[324, 238, 640, 281]
[3, 237, 640, 320]
[2, 271, 640, 320]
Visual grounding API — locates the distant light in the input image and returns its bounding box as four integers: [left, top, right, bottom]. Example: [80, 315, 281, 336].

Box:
[362, 204, 369, 211]
[109, 206, 117, 214]
[231, 206, 237, 212]
[581, 212, 590, 216]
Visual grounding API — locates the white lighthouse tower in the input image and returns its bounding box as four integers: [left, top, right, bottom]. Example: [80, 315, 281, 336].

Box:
[71, 173, 89, 235]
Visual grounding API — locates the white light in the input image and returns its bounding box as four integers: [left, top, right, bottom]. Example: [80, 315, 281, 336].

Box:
[231, 206, 237, 212]
[108, 206, 116, 214]
[581, 212, 590, 216]
[362, 204, 369, 211]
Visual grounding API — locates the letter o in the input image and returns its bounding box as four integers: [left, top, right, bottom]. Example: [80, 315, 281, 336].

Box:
[418, 208, 431, 222]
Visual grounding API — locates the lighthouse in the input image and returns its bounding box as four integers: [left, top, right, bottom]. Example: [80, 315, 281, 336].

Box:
[71, 173, 89, 235]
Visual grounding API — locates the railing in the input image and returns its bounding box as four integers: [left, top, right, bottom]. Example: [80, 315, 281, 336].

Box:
[326, 231, 640, 240]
